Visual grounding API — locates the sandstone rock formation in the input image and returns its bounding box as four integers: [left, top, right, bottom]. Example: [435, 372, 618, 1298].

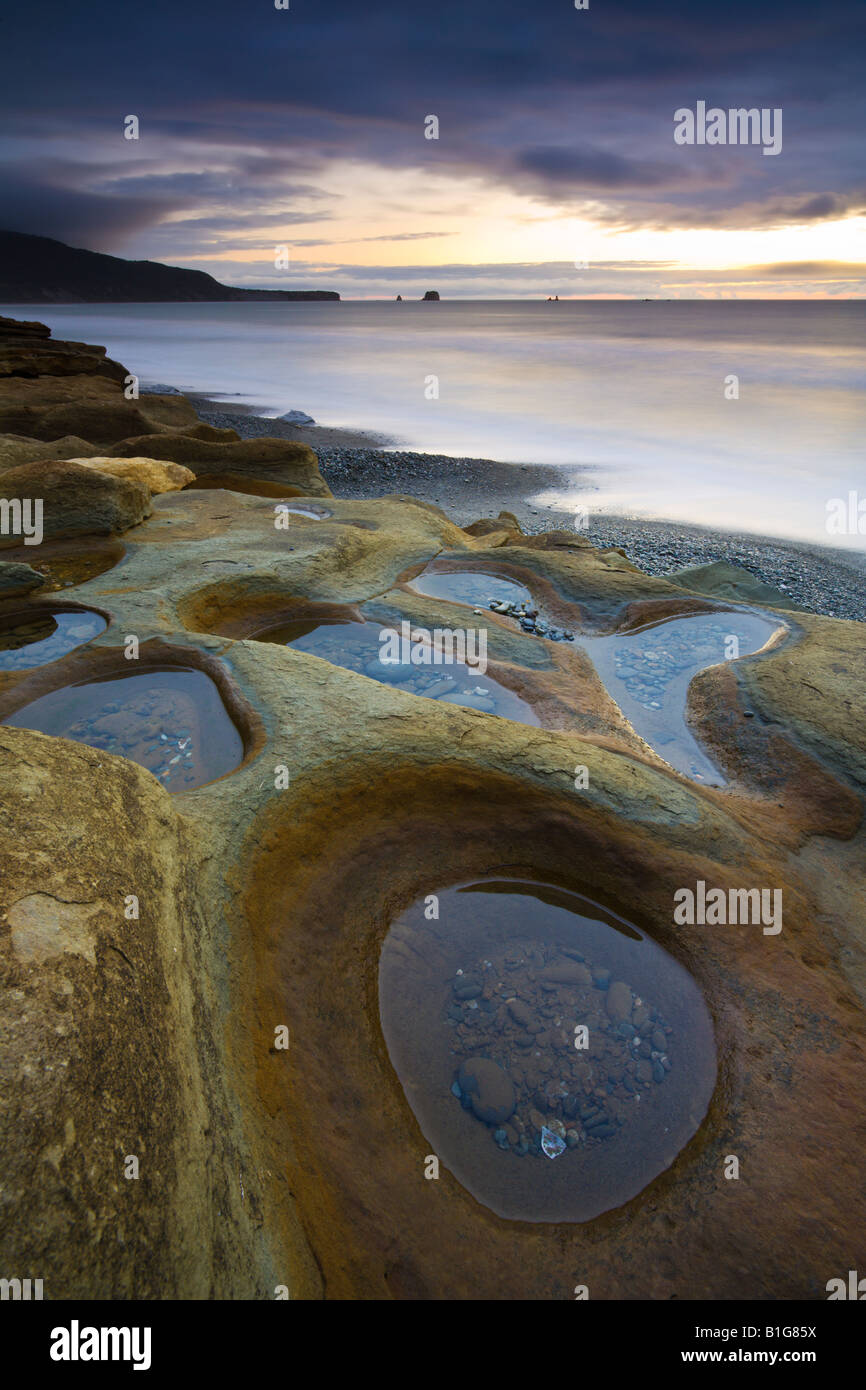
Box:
[0, 315, 333, 543]
[0, 434, 102, 471]
[1, 316, 864, 1302]
[108, 433, 331, 495]
[69, 456, 196, 494]
[0, 314, 126, 381]
[0, 459, 152, 546]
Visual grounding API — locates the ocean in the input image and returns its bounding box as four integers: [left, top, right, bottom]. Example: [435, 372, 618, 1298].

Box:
[7, 300, 865, 551]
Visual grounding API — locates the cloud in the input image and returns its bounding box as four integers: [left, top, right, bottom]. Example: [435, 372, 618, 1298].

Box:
[174, 254, 866, 299]
[754, 260, 866, 277]
[0, 166, 174, 249]
[291, 231, 453, 247]
[589, 188, 866, 232]
[512, 146, 691, 192]
[0, 0, 863, 259]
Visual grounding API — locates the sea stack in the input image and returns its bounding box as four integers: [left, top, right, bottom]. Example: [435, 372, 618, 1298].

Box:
[422, 289, 440, 301]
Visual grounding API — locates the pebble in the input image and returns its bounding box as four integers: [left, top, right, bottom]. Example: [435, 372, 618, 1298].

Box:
[457, 1057, 516, 1124]
[507, 999, 535, 1028]
[605, 981, 633, 1021]
[365, 659, 413, 683]
[446, 940, 675, 1160]
[539, 961, 591, 986]
[423, 677, 457, 698]
[541, 1126, 567, 1158]
[438, 691, 496, 712]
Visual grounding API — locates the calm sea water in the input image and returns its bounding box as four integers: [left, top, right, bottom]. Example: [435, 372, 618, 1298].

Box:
[8, 301, 864, 549]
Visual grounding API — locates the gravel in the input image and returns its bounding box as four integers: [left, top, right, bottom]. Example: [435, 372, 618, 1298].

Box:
[194, 404, 866, 624]
[582, 518, 866, 624]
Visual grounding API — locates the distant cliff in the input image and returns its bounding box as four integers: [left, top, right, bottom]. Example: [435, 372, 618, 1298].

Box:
[0, 231, 340, 303]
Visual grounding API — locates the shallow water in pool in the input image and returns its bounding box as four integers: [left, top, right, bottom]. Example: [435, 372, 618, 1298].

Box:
[2, 667, 244, 790]
[407, 570, 532, 610]
[254, 617, 539, 723]
[380, 879, 717, 1222]
[0, 610, 106, 671]
[583, 610, 785, 783]
[402, 565, 786, 783]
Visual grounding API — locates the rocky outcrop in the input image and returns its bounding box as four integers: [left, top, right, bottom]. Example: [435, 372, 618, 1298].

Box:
[108, 433, 332, 496]
[0, 315, 332, 505]
[70, 456, 196, 494]
[0, 314, 126, 381]
[0, 727, 274, 1298]
[0, 434, 102, 471]
[669, 559, 806, 611]
[422, 290, 440, 301]
[0, 460, 152, 545]
[0, 400, 232, 446]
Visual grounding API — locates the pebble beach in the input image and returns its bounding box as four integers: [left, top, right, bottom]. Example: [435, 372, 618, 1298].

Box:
[191, 397, 866, 624]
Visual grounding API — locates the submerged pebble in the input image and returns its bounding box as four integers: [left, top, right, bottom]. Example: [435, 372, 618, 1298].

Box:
[447, 939, 674, 1162]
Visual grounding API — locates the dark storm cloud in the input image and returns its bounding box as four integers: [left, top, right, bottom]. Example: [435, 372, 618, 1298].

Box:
[512, 146, 691, 191]
[0, 167, 176, 249]
[0, 0, 863, 254]
[589, 187, 866, 233]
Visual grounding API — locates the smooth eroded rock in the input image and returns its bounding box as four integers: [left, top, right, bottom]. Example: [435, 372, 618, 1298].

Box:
[457, 1057, 515, 1124]
[0, 560, 42, 596]
[109, 433, 332, 496]
[69, 456, 195, 494]
[605, 981, 633, 1021]
[539, 961, 592, 986]
[0, 460, 151, 546]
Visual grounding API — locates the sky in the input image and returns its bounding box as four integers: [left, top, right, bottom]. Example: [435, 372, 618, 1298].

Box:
[1, 0, 864, 298]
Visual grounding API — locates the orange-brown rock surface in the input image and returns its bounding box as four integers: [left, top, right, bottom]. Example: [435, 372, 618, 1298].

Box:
[1, 318, 864, 1300]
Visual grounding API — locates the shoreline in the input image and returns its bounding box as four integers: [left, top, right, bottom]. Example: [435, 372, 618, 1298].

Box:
[189, 395, 866, 623]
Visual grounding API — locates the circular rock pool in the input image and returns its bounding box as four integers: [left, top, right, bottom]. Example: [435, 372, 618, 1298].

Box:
[2, 666, 244, 791]
[0, 609, 107, 671]
[407, 568, 531, 609]
[380, 879, 716, 1222]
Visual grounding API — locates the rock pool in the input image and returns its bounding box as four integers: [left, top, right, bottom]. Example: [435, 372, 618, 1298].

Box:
[252, 616, 539, 723]
[583, 610, 786, 783]
[407, 568, 532, 610]
[380, 878, 717, 1222]
[2, 666, 244, 790]
[0, 609, 107, 671]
